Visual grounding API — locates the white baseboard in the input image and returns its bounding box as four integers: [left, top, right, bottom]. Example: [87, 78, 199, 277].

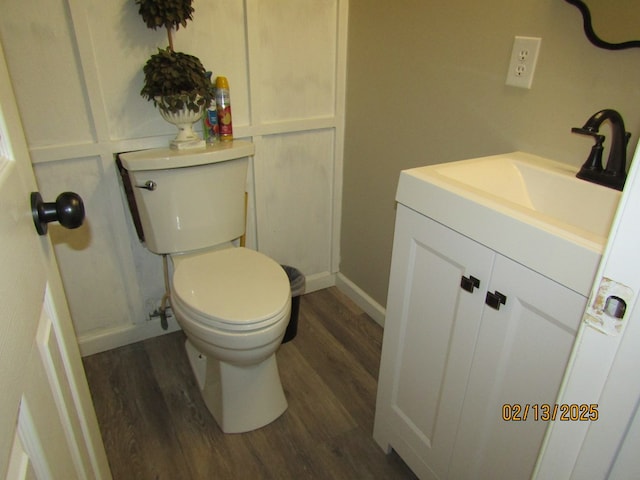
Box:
[304, 271, 337, 293]
[78, 318, 181, 357]
[335, 273, 386, 327]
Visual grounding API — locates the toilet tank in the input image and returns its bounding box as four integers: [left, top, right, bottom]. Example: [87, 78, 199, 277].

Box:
[119, 142, 255, 254]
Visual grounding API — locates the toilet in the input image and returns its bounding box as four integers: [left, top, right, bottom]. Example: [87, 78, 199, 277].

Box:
[119, 141, 290, 433]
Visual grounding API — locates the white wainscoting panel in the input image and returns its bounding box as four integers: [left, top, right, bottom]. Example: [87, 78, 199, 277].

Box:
[0, 0, 347, 355]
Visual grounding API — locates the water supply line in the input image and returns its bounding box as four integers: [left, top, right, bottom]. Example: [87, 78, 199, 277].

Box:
[159, 253, 172, 330]
[240, 191, 248, 247]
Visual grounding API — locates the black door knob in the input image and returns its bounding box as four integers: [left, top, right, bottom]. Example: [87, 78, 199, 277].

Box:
[31, 191, 85, 235]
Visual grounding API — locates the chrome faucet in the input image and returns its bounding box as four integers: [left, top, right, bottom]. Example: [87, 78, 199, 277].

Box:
[572, 109, 631, 191]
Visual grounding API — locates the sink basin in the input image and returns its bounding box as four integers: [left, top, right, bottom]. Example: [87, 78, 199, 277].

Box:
[431, 153, 620, 238]
[396, 152, 621, 295]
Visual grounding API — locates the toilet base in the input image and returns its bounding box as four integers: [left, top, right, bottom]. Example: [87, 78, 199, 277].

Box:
[185, 340, 288, 433]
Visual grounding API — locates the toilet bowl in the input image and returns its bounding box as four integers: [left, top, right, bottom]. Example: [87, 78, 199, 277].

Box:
[171, 247, 291, 433]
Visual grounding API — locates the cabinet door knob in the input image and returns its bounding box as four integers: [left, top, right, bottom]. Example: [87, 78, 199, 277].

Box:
[486, 291, 507, 310]
[460, 275, 480, 293]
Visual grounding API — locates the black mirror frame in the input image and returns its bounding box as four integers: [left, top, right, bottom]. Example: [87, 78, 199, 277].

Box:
[565, 0, 640, 50]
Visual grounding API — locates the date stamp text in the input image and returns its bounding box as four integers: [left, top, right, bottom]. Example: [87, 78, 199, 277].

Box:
[502, 403, 599, 422]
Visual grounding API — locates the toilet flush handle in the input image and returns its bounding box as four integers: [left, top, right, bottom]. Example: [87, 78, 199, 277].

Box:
[135, 180, 157, 191]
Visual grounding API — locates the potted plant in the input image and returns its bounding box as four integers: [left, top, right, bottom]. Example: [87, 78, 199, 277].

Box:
[136, 0, 214, 149]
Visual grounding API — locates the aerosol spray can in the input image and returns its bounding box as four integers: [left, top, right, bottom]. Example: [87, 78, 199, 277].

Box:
[215, 76, 233, 141]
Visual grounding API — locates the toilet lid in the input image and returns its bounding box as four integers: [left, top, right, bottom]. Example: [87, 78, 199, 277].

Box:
[172, 248, 290, 325]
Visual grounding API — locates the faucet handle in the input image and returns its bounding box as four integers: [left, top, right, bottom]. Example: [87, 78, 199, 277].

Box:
[571, 126, 604, 138]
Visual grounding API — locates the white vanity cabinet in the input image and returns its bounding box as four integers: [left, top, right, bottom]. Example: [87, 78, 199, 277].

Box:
[374, 204, 587, 480]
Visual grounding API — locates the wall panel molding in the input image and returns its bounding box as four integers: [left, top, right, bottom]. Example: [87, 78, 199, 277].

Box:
[0, 0, 348, 353]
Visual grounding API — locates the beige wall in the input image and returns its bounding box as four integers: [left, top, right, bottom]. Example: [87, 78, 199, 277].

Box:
[341, 0, 640, 307]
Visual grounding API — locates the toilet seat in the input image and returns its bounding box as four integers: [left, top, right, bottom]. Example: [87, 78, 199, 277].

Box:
[171, 247, 291, 331]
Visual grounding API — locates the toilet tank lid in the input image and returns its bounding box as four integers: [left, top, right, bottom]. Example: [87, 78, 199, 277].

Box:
[119, 141, 255, 171]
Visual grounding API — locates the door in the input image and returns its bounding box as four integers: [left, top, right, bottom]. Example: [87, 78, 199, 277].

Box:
[0, 41, 110, 478]
[534, 139, 640, 478]
[374, 205, 494, 480]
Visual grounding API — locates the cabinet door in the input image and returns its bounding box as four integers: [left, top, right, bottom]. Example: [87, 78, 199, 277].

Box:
[374, 206, 494, 480]
[449, 254, 586, 480]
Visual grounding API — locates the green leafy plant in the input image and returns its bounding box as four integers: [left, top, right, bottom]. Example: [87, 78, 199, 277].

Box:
[135, 0, 193, 50]
[140, 47, 213, 114]
[135, 0, 213, 114]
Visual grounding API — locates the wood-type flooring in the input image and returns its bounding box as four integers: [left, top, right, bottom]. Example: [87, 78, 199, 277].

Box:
[83, 287, 417, 479]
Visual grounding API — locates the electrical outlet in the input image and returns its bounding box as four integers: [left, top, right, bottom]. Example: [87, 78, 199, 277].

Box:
[506, 36, 541, 89]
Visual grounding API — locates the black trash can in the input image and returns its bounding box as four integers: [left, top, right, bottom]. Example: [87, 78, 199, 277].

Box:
[281, 265, 305, 343]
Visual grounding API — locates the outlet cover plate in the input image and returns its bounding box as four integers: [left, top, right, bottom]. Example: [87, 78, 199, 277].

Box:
[506, 36, 542, 89]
